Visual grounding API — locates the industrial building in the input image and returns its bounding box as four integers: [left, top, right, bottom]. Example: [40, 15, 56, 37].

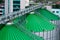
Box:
[0, 0, 60, 40]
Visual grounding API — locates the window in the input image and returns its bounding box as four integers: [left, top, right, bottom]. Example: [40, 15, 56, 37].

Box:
[52, 5, 60, 9]
[56, 11, 59, 13]
[53, 11, 55, 13]
[13, 1, 20, 4]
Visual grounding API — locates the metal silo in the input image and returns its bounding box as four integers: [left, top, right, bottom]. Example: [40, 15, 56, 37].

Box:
[12, 17, 44, 40]
[0, 22, 44, 40]
[35, 8, 60, 40]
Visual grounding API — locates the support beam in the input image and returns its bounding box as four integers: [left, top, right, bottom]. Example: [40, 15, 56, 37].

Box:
[5, 0, 13, 15]
[9, 0, 13, 13]
[5, 0, 9, 15]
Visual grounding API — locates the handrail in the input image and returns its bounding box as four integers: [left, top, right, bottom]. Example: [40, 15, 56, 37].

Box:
[0, 4, 43, 24]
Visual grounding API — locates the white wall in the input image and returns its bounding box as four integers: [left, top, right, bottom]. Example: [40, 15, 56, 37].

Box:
[52, 9, 60, 17]
[9, 0, 13, 13]
[5, 0, 13, 15]
[20, 0, 29, 10]
[20, 0, 25, 10]
[45, 6, 52, 12]
[5, 0, 9, 15]
[25, 0, 29, 6]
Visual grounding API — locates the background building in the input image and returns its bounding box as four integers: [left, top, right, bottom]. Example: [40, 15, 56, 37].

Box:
[13, 0, 20, 11]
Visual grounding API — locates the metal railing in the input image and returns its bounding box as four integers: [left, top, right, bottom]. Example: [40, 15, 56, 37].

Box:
[0, 4, 43, 24]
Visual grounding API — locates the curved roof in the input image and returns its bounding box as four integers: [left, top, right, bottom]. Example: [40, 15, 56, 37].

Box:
[0, 24, 44, 40]
[25, 14, 56, 32]
[36, 8, 60, 20]
[0, 25, 33, 40]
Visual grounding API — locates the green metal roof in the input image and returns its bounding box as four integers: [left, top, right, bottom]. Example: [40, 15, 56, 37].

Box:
[12, 17, 44, 40]
[35, 8, 60, 20]
[0, 25, 33, 40]
[13, 17, 20, 23]
[0, 25, 32, 40]
[25, 14, 56, 32]
[0, 24, 44, 40]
